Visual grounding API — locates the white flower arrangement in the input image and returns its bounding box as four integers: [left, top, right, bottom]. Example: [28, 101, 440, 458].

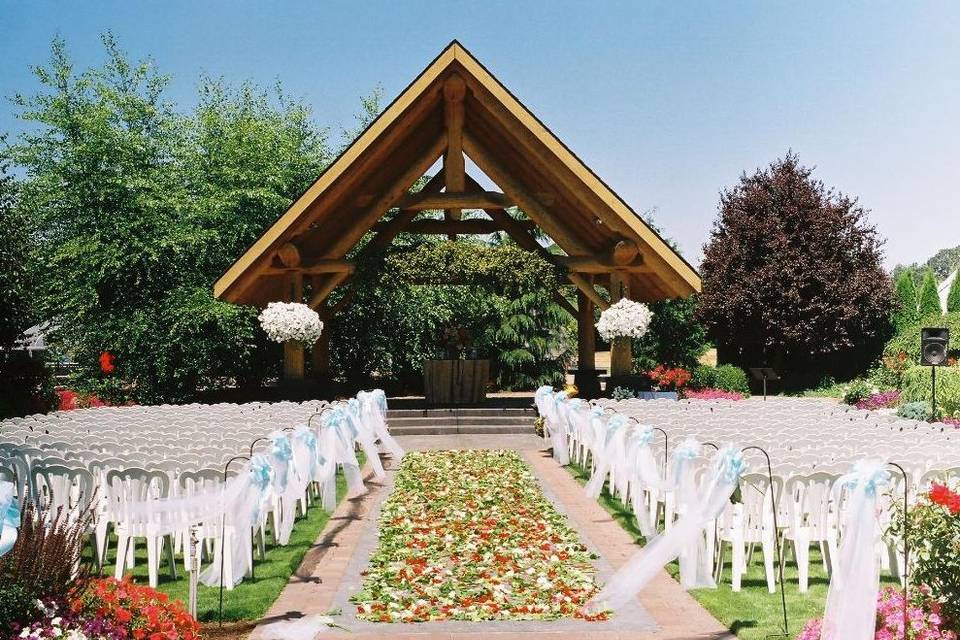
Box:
[595, 298, 653, 341]
[258, 302, 324, 345]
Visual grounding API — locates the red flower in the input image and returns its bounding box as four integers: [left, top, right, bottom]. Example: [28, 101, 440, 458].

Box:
[99, 351, 116, 374]
[929, 483, 960, 515]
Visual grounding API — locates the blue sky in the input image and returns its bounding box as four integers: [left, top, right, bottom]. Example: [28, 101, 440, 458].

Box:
[2, 1, 958, 269]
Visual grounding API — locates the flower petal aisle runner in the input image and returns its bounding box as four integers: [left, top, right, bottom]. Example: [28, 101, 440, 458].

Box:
[351, 450, 606, 623]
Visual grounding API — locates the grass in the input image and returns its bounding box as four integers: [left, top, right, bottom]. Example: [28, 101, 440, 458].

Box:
[97, 463, 356, 622]
[565, 462, 896, 640]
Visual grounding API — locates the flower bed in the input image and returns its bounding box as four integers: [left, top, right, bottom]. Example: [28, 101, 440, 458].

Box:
[796, 586, 956, 639]
[855, 390, 901, 411]
[352, 449, 605, 622]
[684, 388, 744, 401]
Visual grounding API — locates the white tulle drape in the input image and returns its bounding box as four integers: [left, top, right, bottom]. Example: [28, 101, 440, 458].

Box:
[0, 481, 19, 557]
[820, 459, 890, 640]
[584, 442, 747, 614]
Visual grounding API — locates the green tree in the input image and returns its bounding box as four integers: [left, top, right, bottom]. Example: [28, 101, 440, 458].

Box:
[946, 274, 960, 314]
[893, 269, 920, 331]
[633, 295, 708, 371]
[490, 291, 571, 391]
[917, 269, 943, 318]
[0, 155, 30, 350]
[7, 35, 336, 403]
[0, 155, 57, 417]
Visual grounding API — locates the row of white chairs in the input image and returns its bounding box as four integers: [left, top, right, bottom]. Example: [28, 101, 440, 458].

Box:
[536, 391, 960, 595]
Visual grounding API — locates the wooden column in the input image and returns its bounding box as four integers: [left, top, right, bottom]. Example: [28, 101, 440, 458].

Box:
[283, 273, 305, 380]
[609, 271, 632, 377]
[577, 289, 596, 371]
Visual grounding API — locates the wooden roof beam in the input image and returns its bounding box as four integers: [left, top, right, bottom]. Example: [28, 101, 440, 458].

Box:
[308, 271, 351, 309]
[263, 259, 356, 276]
[462, 132, 591, 256]
[321, 132, 447, 259]
[373, 218, 534, 235]
[396, 190, 513, 210]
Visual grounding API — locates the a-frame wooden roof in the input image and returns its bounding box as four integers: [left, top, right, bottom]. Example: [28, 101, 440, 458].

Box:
[214, 41, 701, 309]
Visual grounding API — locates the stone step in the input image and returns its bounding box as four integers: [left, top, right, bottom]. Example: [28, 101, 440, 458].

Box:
[386, 408, 535, 419]
[388, 415, 536, 427]
[389, 423, 537, 436]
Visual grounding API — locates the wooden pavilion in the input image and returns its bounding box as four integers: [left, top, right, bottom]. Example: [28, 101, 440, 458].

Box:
[214, 41, 700, 387]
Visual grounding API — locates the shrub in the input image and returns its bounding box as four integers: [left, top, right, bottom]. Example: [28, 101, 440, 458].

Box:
[842, 379, 874, 405]
[73, 578, 201, 640]
[897, 400, 933, 422]
[0, 502, 92, 630]
[610, 386, 636, 401]
[713, 365, 750, 394]
[647, 365, 692, 391]
[885, 312, 960, 364]
[889, 480, 960, 630]
[901, 366, 960, 417]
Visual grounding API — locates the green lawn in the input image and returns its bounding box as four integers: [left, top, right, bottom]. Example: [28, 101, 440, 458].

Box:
[565, 463, 896, 640]
[99, 466, 353, 622]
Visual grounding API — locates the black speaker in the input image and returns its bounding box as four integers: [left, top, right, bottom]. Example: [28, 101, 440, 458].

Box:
[921, 327, 950, 366]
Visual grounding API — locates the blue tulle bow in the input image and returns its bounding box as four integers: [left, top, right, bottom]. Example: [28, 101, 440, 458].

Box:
[0, 481, 20, 557]
[845, 460, 890, 497]
[590, 405, 605, 418]
[535, 385, 554, 402]
[271, 435, 293, 462]
[249, 455, 272, 491]
[715, 444, 748, 483]
[633, 424, 655, 447]
[323, 407, 358, 439]
[567, 398, 583, 411]
[673, 437, 701, 461]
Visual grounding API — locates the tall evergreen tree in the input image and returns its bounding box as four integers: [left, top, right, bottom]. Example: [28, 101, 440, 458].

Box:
[917, 270, 943, 318]
[947, 273, 960, 314]
[893, 269, 920, 331]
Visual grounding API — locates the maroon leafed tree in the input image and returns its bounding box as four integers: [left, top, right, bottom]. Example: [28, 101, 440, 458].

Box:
[696, 153, 895, 387]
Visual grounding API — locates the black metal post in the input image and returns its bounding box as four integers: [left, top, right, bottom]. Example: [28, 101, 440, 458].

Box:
[740, 445, 789, 639]
[887, 462, 910, 640]
[651, 427, 669, 482]
[218, 454, 250, 627]
[931, 365, 938, 421]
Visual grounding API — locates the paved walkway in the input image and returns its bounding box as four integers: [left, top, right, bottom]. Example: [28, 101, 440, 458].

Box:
[251, 435, 733, 640]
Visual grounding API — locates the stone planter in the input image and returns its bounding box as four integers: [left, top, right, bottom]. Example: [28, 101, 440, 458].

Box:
[423, 359, 489, 405]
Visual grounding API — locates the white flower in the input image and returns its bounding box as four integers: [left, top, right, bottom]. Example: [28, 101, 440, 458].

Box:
[257, 302, 324, 345]
[595, 299, 653, 341]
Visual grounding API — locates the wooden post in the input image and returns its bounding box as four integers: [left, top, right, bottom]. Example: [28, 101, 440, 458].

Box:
[577, 289, 596, 371]
[283, 273, 305, 380]
[575, 287, 602, 398]
[609, 272, 632, 377]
